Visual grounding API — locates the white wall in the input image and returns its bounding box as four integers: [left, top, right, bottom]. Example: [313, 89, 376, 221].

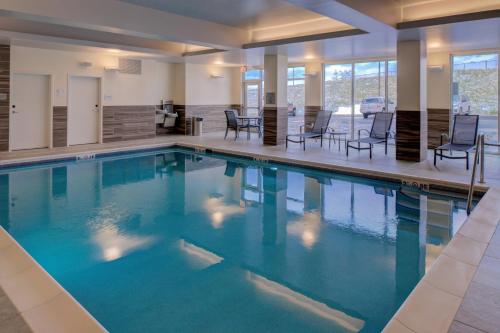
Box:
[11, 46, 174, 106]
[173, 63, 186, 105]
[263, 54, 288, 108]
[304, 62, 322, 106]
[397, 41, 427, 111]
[184, 63, 241, 105]
[427, 52, 451, 109]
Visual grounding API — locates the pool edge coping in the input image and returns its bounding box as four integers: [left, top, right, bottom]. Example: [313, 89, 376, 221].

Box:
[383, 187, 500, 333]
[0, 140, 498, 333]
[0, 226, 108, 333]
[0, 140, 494, 194]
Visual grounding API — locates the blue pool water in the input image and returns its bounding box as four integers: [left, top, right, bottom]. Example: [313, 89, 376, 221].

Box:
[0, 149, 470, 332]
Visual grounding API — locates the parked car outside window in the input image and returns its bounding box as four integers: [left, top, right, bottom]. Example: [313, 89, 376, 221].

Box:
[360, 97, 395, 118]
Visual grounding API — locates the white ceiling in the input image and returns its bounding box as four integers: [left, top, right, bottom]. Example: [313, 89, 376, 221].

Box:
[119, 0, 352, 42]
[186, 32, 398, 67]
[400, 0, 500, 21]
[0, 0, 498, 65]
[187, 15, 500, 66]
[120, 0, 334, 29]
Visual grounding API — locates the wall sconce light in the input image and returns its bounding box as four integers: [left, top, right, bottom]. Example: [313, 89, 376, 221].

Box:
[305, 71, 318, 77]
[104, 66, 120, 72]
[428, 65, 444, 72]
[79, 61, 93, 68]
[210, 74, 225, 79]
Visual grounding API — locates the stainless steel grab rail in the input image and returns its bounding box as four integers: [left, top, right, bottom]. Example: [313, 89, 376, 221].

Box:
[467, 134, 484, 215]
[480, 134, 485, 184]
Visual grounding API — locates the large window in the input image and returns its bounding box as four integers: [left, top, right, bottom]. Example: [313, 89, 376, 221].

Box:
[244, 69, 263, 81]
[324, 64, 353, 133]
[288, 66, 305, 134]
[354, 62, 386, 135]
[452, 54, 499, 143]
[287, 66, 305, 113]
[324, 60, 397, 138]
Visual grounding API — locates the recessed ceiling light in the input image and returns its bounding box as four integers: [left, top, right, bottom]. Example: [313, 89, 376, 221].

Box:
[214, 60, 223, 65]
[304, 55, 315, 60]
[108, 49, 121, 54]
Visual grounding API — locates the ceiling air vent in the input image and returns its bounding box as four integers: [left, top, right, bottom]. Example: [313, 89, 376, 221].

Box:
[119, 58, 142, 75]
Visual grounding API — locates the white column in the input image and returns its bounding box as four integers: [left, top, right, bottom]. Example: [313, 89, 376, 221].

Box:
[396, 40, 428, 161]
[263, 54, 288, 145]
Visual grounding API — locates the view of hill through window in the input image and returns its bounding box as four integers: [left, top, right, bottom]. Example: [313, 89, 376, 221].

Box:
[453, 54, 498, 142]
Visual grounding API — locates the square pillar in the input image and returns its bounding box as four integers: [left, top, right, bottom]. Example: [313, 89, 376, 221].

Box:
[395, 191, 426, 299]
[396, 41, 428, 161]
[262, 168, 288, 245]
[263, 54, 288, 145]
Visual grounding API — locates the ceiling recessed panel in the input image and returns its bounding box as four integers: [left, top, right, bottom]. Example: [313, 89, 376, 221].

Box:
[120, 0, 317, 28]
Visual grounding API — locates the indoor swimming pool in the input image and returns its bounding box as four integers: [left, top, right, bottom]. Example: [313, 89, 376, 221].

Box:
[0, 148, 473, 332]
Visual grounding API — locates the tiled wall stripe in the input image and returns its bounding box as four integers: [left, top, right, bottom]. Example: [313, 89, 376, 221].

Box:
[428, 108, 450, 149]
[103, 105, 156, 143]
[263, 106, 288, 146]
[176, 105, 240, 135]
[52, 106, 68, 147]
[304, 106, 322, 128]
[396, 110, 427, 161]
[0, 44, 10, 151]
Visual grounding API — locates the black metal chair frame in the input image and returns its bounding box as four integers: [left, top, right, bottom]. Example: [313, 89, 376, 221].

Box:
[224, 110, 249, 140]
[433, 114, 479, 170]
[346, 112, 393, 159]
[248, 108, 263, 138]
[286, 111, 332, 151]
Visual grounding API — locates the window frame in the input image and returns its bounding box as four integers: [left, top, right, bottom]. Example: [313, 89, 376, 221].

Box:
[322, 59, 396, 138]
[287, 65, 306, 113]
[450, 51, 500, 144]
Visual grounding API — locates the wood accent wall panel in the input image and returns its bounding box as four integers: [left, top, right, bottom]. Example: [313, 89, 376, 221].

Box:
[173, 105, 186, 134]
[186, 105, 231, 135]
[396, 110, 427, 162]
[52, 106, 67, 147]
[304, 106, 321, 127]
[428, 108, 450, 148]
[263, 106, 288, 146]
[103, 105, 156, 142]
[0, 45, 10, 151]
[175, 105, 233, 135]
[230, 104, 242, 115]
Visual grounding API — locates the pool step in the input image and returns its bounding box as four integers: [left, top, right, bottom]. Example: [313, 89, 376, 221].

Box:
[396, 190, 454, 228]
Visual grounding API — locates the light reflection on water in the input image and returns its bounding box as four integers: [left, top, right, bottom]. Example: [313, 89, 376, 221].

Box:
[0, 150, 472, 333]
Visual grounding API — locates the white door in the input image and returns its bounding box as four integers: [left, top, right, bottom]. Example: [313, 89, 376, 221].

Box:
[69, 76, 99, 145]
[11, 74, 50, 150]
[244, 82, 261, 116]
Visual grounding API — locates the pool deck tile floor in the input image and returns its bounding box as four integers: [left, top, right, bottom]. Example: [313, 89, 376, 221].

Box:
[0, 132, 499, 333]
[0, 228, 106, 333]
[1, 133, 499, 191]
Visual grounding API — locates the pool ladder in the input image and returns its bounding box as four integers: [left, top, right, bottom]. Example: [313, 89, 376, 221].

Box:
[466, 134, 485, 215]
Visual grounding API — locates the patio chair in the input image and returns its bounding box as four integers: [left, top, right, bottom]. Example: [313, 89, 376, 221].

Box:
[224, 109, 249, 140]
[286, 111, 332, 150]
[224, 161, 238, 177]
[346, 112, 393, 159]
[434, 114, 479, 170]
[247, 108, 263, 138]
